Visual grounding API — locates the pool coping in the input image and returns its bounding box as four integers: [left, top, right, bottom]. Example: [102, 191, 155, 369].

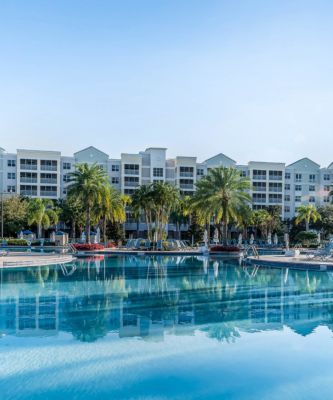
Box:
[248, 255, 333, 271]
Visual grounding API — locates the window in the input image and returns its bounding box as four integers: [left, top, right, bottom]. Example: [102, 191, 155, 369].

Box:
[7, 160, 16, 167]
[112, 177, 119, 184]
[63, 189, 67, 195]
[153, 168, 163, 177]
[285, 172, 291, 179]
[124, 188, 135, 195]
[41, 160, 57, 171]
[309, 185, 315, 192]
[324, 185, 330, 191]
[252, 193, 266, 203]
[295, 173, 302, 182]
[269, 194, 282, 203]
[253, 170, 267, 180]
[7, 185, 15, 193]
[240, 170, 247, 177]
[309, 196, 316, 203]
[20, 159, 37, 170]
[124, 164, 139, 175]
[284, 206, 290, 213]
[253, 182, 266, 191]
[269, 182, 282, 192]
[63, 174, 71, 182]
[285, 184, 290, 190]
[197, 168, 204, 176]
[7, 172, 15, 179]
[295, 185, 302, 191]
[63, 162, 71, 170]
[179, 166, 194, 177]
[295, 196, 302, 202]
[323, 174, 330, 181]
[309, 174, 316, 183]
[324, 196, 330, 203]
[285, 195, 290, 202]
[269, 170, 283, 180]
[112, 164, 120, 172]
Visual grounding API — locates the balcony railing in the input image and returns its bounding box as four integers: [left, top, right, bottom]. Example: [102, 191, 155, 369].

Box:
[124, 169, 139, 175]
[41, 165, 57, 171]
[268, 188, 283, 193]
[180, 184, 194, 190]
[269, 176, 283, 181]
[269, 198, 283, 204]
[253, 187, 266, 192]
[20, 165, 37, 171]
[20, 178, 38, 184]
[124, 181, 139, 187]
[40, 179, 57, 184]
[20, 190, 37, 196]
[253, 175, 266, 180]
[40, 191, 57, 197]
[180, 172, 194, 177]
[252, 198, 266, 203]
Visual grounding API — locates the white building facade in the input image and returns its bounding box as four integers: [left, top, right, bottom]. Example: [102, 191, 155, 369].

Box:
[1, 146, 332, 233]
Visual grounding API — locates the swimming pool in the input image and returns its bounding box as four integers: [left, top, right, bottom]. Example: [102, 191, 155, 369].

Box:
[1, 255, 333, 399]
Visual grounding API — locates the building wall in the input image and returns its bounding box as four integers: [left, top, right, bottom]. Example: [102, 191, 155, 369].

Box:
[0, 146, 332, 228]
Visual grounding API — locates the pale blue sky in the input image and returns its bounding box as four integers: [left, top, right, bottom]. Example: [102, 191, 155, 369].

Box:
[0, 0, 333, 165]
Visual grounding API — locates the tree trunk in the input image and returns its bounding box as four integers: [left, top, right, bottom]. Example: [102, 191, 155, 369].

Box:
[86, 206, 91, 244]
[37, 223, 42, 239]
[306, 221, 309, 231]
[72, 221, 76, 240]
[103, 218, 107, 244]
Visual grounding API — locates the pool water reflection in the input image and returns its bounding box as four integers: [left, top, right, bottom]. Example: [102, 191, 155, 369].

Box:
[1, 255, 333, 399]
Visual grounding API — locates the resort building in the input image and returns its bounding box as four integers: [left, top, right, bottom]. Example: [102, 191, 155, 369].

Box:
[0, 146, 332, 232]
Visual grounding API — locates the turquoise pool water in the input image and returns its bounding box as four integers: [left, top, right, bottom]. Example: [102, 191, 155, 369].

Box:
[1, 255, 333, 399]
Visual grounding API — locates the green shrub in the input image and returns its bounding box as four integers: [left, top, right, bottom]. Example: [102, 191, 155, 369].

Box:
[7, 239, 29, 246]
[294, 231, 318, 247]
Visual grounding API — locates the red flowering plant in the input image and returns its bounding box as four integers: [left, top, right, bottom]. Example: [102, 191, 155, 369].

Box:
[73, 243, 105, 251]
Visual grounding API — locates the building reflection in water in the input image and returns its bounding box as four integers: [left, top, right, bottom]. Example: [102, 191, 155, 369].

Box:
[1, 255, 333, 342]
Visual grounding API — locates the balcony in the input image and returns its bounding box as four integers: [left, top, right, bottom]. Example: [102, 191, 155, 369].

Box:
[252, 198, 266, 203]
[124, 181, 139, 187]
[180, 184, 194, 190]
[180, 172, 194, 178]
[269, 198, 283, 204]
[124, 169, 139, 176]
[21, 190, 37, 196]
[20, 178, 38, 184]
[252, 175, 266, 181]
[40, 191, 57, 197]
[20, 164, 37, 171]
[41, 165, 57, 171]
[253, 187, 266, 192]
[268, 176, 283, 181]
[40, 178, 57, 184]
[268, 188, 283, 193]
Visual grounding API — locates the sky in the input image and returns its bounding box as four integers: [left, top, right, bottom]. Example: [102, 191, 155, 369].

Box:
[0, 0, 333, 165]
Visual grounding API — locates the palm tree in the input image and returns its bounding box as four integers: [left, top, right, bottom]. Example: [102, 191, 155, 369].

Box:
[58, 196, 85, 239]
[93, 185, 127, 243]
[67, 163, 108, 243]
[131, 185, 154, 240]
[295, 204, 321, 231]
[27, 198, 59, 238]
[171, 195, 192, 239]
[192, 167, 251, 244]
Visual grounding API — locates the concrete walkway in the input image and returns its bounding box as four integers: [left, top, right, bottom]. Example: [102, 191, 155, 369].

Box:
[0, 253, 76, 268]
[248, 254, 333, 270]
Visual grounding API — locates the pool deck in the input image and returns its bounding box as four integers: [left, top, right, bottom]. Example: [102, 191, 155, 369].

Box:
[0, 253, 76, 268]
[248, 254, 333, 270]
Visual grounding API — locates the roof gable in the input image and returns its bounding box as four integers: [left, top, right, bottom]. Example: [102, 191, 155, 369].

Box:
[74, 146, 109, 163]
[204, 153, 236, 167]
[328, 162, 333, 169]
[287, 157, 320, 170]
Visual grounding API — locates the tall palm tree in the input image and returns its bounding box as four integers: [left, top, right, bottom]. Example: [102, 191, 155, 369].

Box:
[58, 196, 85, 239]
[93, 185, 127, 243]
[131, 185, 154, 240]
[67, 163, 108, 243]
[295, 204, 321, 231]
[192, 167, 251, 243]
[171, 195, 192, 239]
[27, 198, 59, 238]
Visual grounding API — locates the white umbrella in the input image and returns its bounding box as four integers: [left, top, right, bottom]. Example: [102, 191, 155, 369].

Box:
[273, 233, 278, 246]
[213, 228, 219, 244]
[50, 231, 56, 242]
[267, 232, 272, 246]
[284, 233, 289, 250]
[81, 231, 86, 242]
[203, 257, 208, 274]
[249, 234, 254, 245]
[19, 231, 24, 239]
[96, 227, 101, 243]
[203, 230, 208, 247]
[317, 232, 321, 245]
[238, 233, 243, 246]
[213, 261, 219, 278]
